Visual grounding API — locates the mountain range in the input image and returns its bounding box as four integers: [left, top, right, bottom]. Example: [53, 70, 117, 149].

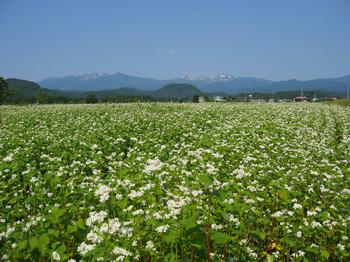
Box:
[38, 72, 350, 95]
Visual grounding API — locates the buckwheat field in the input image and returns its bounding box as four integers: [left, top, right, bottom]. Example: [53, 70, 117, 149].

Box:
[0, 103, 349, 261]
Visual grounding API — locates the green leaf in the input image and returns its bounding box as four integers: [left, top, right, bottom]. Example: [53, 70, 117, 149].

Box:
[48, 229, 60, 237]
[76, 219, 86, 230]
[212, 232, 230, 245]
[279, 189, 290, 201]
[252, 230, 266, 240]
[47, 208, 65, 224]
[320, 249, 330, 259]
[164, 252, 176, 262]
[198, 175, 213, 187]
[164, 230, 177, 243]
[190, 231, 205, 249]
[29, 237, 39, 250]
[38, 234, 50, 256]
[183, 217, 197, 231]
[67, 224, 78, 233]
[18, 240, 27, 251]
[57, 244, 67, 254]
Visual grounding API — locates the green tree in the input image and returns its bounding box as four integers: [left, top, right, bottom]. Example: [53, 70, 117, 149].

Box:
[86, 93, 98, 104]
[192, 95, 199, 103]
[0, 77, 9, 104]
[37, 90, 50, 104]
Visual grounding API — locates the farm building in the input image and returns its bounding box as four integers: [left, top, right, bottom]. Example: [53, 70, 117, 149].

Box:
[214, 96, 226, 102]
[294, 96, 309, 102]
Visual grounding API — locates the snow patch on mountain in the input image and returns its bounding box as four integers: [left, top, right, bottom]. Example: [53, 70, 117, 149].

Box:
[78, 73, 111, 80]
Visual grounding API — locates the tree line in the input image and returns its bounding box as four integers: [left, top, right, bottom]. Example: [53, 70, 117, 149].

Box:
[0, 77, 168, 105]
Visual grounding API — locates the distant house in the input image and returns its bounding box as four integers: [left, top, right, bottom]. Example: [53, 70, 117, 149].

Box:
[294, 96, 309, 102]
[214, 96, 225, 102]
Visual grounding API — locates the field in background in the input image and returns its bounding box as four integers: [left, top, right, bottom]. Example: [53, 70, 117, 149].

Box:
[325, 99, 350, 107]
[0, 103, 349, 261]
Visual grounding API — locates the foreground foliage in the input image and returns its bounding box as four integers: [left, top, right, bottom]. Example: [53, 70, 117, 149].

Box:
[0, 103, 349, 261]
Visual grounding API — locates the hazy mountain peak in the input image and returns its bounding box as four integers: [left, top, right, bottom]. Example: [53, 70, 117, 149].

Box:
[180, 75, 211, 81]
[180, 74, 234, 82]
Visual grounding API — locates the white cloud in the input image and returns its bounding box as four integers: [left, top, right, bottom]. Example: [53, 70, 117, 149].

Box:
[156, 49, 175, 55]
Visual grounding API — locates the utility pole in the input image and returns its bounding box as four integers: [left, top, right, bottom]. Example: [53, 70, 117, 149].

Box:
[347, 83, 349, 99]
[244, 90, 247, 102]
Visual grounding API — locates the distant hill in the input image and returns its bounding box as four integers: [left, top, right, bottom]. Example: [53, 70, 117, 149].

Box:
[92, 83, 202, 99]
[201, 77, 273, 94]
[6, 78, 42, 98]
[38, 72, 350, 95]
[151, 83, 201, 99]
[4, 78, 205, 102]
[262, 78, 349, 94]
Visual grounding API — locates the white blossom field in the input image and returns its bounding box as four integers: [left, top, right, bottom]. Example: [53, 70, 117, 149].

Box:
[0, 103, 349, 261]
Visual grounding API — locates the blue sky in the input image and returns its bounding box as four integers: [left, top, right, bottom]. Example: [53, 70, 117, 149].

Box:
[0, 0, 349, 81]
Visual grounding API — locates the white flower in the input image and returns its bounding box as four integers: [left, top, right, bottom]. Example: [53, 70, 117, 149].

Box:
[146, 240, 156, 251]
[239, 239, 247, 246]
[144, 159, 163, 174]
[293, 203, 303, 210]
[87, 231, 102, 243]
[156, 225, 169, 233]
[77, 242, 96, 256]
[296, 231, 302, 238]
[307, 210, 317, 216]
[228, 215, 240, 226]
[3, 154, 13, 162]
[337, 243, 345, 251]
[52, 251, 60, 261]
[128, 190, 144, 199]
[86, 211, 107, 226]
[112, 246, 132, 257]
[115, 193, 123, 200]
[95, 185, 111, 203]
[272, 210, 284, 218]
[247, 247, 258, 258]
[311, 221, 322, 228]
[192, 190, 203, 197]
[211, 224, 223, 230]
[341, 188, 350, 194]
